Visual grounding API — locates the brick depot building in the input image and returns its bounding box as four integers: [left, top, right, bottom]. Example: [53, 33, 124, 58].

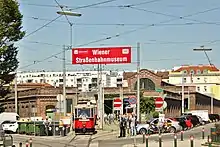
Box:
[3, 69, 220, 118]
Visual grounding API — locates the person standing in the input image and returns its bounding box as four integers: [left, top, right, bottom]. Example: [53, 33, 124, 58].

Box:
[119, 115, 126, 137]
[130, 114, 137, 136]
[43, 117, 51, 136]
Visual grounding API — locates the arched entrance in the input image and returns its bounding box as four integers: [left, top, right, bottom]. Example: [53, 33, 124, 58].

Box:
[134, 78, 156, 90]
[45, 105, 55, 119]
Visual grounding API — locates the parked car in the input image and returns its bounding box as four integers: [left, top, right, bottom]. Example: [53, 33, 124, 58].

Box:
[146, 118, 182, 133]
[1, 121, 18, 133]
[212, 114, 220, 122]
[189, 115, 201, 126]
[136, 123, 150, 134]
[197, 116, 205, 125]
[209, 114, 217, 122]
[174, 117, 188, 130]
[181, 115, 200, 127]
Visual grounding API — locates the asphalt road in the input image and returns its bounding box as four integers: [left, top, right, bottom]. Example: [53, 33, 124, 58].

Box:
[10, 123, 216, 147]
[97, 123, 216, 147]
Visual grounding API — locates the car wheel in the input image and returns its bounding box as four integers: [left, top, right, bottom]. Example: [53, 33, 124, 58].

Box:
[169, 127, 176, 133]
[139, 128, 147, 134]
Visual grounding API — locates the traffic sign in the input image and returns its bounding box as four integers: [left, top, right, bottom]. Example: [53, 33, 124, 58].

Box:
[128, 96, 137, 105]
[155, 97, 164, 108]
[159, 114, 165, 123]
[155, 88, 163, 93]
[113, 98, 122, 108]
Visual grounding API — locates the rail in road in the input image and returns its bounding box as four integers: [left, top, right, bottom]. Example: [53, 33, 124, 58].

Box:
[64, 134, 93, 147]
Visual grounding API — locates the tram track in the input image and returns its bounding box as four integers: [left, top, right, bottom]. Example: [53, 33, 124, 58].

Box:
[64, 134, 93, 147]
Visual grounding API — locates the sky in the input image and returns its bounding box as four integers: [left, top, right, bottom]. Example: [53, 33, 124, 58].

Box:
[16, 0, 220, 72]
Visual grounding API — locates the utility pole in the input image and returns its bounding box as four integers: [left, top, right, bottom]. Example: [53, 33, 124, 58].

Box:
[100, 64, 104, 129]
[193, 46, 213, 113]
[15, 70, 18, 114]
[136, 42, 140, 122]
[63, 45, 67, 116]
[181, 73, 185, 115]
[119, 85, 123, 115]
[97, 64, 103, 129]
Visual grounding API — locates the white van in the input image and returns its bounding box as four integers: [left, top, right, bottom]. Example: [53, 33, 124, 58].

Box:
[0, 112, 19, 123]
[0, 112, 19, 133]
[184, 110, 209, 123]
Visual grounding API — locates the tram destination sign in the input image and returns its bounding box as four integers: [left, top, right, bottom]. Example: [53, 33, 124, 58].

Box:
[72, 46, 131, 64]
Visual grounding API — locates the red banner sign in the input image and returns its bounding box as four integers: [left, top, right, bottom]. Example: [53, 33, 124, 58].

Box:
[72, 46, 131, 64]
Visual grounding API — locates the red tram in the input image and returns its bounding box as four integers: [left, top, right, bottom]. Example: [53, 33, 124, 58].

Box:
[74, 103, 97, 134]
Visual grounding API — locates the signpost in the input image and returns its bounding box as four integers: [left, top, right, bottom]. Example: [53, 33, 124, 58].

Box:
[155, 97, 164, 109]
[155, 88, 163, 93]
[72, 47, 132, 65]
[113, 98, 122, 111]
[31, 108, 37, 136]
[128, 96, 137, 105]
[72, 46, 132, 130]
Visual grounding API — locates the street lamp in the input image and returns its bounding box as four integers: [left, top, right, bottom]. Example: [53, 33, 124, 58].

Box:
[193, 46, 213, 113]
[193, 46, 212, 65]
[57, 11, 82, 116]
[57, 11, 82, 17]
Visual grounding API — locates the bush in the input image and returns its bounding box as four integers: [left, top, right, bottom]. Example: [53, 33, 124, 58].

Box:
[152, 111, 159, 118]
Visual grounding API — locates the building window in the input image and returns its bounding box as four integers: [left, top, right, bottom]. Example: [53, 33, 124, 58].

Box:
[196, 70, 201, 74]
[182, 70, 187, 75]
[203, 69, 208, 74]
[204, 86, 207, 92]
[183, 78, 187, 83]
[190, 70, 194, 75]
[197, 87, 200, 91]
[197, 78, 200, 80]
[204, 77, 207, 83]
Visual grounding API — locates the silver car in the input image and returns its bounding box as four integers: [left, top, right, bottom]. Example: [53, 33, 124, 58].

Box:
[136, 118, 182, 134]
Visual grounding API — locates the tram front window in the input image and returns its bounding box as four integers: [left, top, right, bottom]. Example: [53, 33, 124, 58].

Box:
[77, 108, 90, 118]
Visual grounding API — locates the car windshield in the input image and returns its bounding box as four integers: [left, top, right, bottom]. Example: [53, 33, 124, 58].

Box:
[2, 121, 16, 124]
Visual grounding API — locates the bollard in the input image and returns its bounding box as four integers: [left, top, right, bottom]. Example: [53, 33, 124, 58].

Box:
[142, 133, 145, 143]
[26, 140, 29, 147]
[19, 142, 22, 147]
[190, 136, 194, 147]
[29, 138, 32, 147]
[202, 128, 205, 139]
[208, 137, 212, 147]
[146, 135, 149, 147]
[174, 134, 177, 147]
[159, 135, 162, 147]
[180, 131, 184, 141]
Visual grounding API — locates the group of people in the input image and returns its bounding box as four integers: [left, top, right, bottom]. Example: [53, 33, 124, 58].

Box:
[118, 113, 137, 138]
[104, 113, 114, 125]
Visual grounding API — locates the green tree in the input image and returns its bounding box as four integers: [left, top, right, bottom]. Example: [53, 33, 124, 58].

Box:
[140, 91, 155, 114]
[0, 0, 25, 112]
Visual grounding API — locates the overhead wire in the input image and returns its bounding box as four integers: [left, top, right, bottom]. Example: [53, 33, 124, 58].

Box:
[23, 15, 62, 39]
[20, 0, 120, 40]
[19, 3, 218, 70]
[128, 6, 220, 26]
[24, 15, 220, 26]
[19, 0, 162, 9]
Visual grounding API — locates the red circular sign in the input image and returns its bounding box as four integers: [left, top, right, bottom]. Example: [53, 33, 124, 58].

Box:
[114, 98, 122, 107]
[155, 97, 164, 108]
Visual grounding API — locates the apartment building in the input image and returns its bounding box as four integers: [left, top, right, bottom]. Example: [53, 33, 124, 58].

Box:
[168, 65, 220, 96]
[17, 70, 125, 92]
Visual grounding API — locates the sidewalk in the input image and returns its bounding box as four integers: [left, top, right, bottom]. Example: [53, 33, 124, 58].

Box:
[122, 138, 206, 147]
[12, 131, 75, 141]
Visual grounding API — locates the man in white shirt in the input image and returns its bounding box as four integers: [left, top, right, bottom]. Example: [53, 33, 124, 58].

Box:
[130, 114, 137, 136]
